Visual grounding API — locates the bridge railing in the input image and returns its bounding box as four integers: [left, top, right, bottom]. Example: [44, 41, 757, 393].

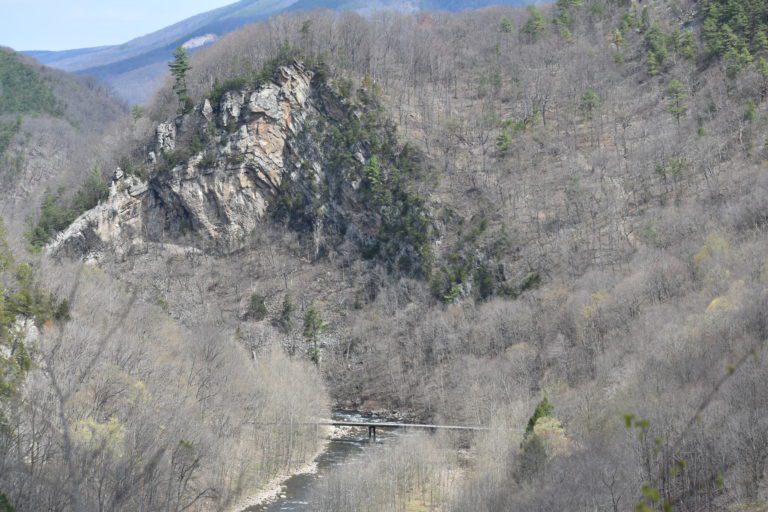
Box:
[314, 420, 489, 431]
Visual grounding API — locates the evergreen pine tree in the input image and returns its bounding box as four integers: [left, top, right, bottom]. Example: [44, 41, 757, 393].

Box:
[647, 51, 660, 76]
[496, 128, 511, 156]
[169, 46, 192, 113]
[681, 30, 697, 60]
[500, 17, 514, 34]
[522, 6, 547, 42]
[579, 89, 602, 120]
[667, 79, 689, 125]
[303, 305, 325, 365]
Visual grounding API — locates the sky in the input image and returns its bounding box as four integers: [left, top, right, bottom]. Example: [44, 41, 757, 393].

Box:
[0, 0, 236, 51]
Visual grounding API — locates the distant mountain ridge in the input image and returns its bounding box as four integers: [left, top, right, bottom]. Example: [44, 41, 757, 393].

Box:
[25, 0, 530, 105]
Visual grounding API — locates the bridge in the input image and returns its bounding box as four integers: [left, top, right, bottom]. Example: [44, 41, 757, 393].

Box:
[315, 420, 488, 440]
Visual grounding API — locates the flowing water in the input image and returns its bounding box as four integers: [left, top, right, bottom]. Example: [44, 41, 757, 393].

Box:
[249, 410, 406, 512]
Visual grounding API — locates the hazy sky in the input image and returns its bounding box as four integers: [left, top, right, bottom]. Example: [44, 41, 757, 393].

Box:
[1, 0, 236, 51]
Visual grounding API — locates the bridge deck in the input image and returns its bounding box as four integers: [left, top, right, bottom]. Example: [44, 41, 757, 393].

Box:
[317, 420, 488, 431]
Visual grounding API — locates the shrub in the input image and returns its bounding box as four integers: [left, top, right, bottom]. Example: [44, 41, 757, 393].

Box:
[207, 76, 249, 107]
[199, 151, 217, 169]
[247, 293, 268, 321]
[156, 149, 189, 174]
[520, 272, 541, 292]
[226, 152, 245, 166]
[525, 397, 554, 435]
[278, 293, 294, 332]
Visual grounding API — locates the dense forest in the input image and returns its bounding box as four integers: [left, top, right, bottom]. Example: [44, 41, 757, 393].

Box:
[3, 0, 768, 510]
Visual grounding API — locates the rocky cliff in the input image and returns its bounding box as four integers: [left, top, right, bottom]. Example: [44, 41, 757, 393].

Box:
[47, 61, 433, 276]
[47, 62, 318, 260]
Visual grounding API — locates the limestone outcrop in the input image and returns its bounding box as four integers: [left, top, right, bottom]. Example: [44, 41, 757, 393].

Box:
[47, 62, 316, 259]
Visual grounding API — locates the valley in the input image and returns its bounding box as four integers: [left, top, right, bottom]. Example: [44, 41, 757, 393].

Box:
[3, 0, 768, 511]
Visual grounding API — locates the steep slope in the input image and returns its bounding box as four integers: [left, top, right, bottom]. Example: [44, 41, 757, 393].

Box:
[0, 48, 126, 246]
[12, 0, 768, 511]
[88, 2, 768, 511]
[48, 62, 317, 259]
[48, 58, 433, 278]
[0, 55, 328, 512]
[24, 0, 531, 104]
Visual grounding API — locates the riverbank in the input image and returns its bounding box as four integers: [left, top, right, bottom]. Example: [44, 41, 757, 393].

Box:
[227, 426, 335, 512]
[228, 410, 442, 511]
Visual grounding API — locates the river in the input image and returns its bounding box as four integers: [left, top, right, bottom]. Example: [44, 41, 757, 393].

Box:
[247, 410, 407, 512]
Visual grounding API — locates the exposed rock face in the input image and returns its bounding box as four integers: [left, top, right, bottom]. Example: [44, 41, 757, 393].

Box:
[47, 167, 147, 259]
[156, 122, 177, 152]
[47, 62, 316, 259]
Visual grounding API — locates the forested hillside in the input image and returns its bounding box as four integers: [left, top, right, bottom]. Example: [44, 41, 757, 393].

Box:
[26, 0, 531, 104]
[4, 0, 768, 510]
[0, 49, 330, 512]
[0, 48, 126, 247]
